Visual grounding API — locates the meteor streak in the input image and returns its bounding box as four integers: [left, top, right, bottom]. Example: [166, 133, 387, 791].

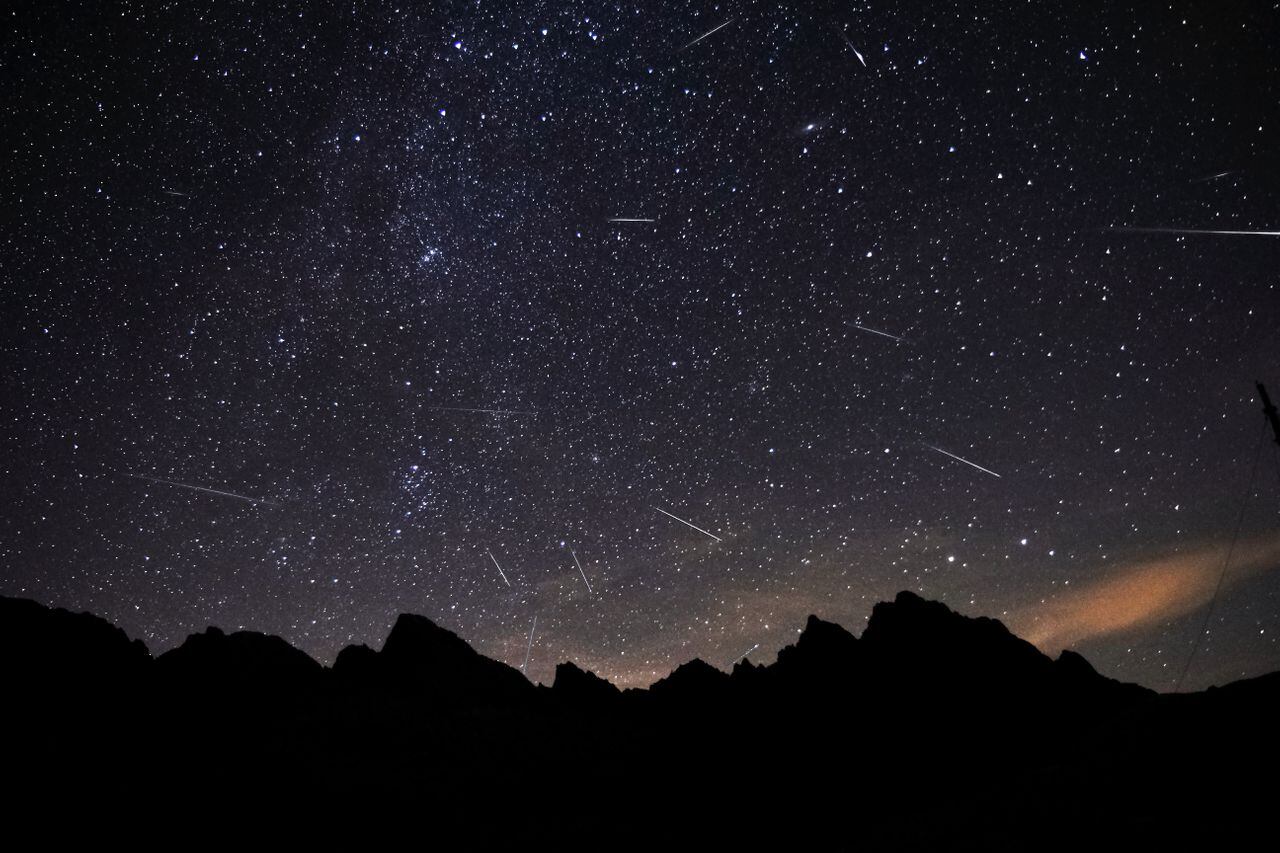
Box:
[1109, 226, 1280, 238]
[429, 406, 538, 416]
[570, 548, 593, 594]
[653, 505, 723, 543]
[607, 217, 656, 223]
[833, 25, 866, 66]
[734, 643, 760, 665]
[680, 18, 735, 51]
[522, 615, 537, 675]
[125, 474, 277, 506]
[487, 549, 512, 586]
[851, 323, 904, 342]
[923, 444, 1003, 479]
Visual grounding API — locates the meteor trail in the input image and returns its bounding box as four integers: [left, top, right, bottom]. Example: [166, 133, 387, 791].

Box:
[923, 444, 1003, 479]
[1192, 171, 1233, 183]
[680, 18, 735, 51]
[851, 323, 905, 342]
[1109, 226, 1280, 238]
[653, 505, 723, 543]
[162, 190, 190, 197]
[522, 615, 537, 675]
[570, 548, 593, 594]
[734, 643, 760, 665]
[487, 549, 512, 586]
[125, 474, 277, 506]
[607, 217, 656, 223]
[833, 25, 866, 66]
[429, 406, 538, 416]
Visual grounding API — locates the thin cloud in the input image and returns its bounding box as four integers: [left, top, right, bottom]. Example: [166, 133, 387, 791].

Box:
[1012, 537, 1280, 652]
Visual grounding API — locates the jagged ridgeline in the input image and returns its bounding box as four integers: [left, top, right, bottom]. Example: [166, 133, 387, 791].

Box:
[2, 592, 1277, 846]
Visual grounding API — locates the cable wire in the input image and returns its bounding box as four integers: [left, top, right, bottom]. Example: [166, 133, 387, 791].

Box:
[1173, 416, 1268, 693]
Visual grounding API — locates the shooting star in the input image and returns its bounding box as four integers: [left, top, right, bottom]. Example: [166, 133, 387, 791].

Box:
[487, 549, 512, 587]
[608, 217, 656, 223]
[680, 18, 735, 51]
[923, 444, 1003, 479]
[1192, 171, 1233, 183]
[162, 190, 190, 197]
[1108, 226, 1280, 238]
[522, 615, 537, 675]
[570, 548, 593, 594]
[125, 473, 277, 506]
[653, 505, 723, 543]
[851, 323, 905, 343]
[429, 406, 538, 416]
[833, 25, 867, 67]
[734, 643, 761, 666]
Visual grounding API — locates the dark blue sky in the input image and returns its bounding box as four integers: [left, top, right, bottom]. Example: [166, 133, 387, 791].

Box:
[3, 0, 1278, 689]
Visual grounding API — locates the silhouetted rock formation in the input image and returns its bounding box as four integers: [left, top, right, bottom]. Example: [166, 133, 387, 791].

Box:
[552, 661, 621, 702]
[649, 657, 731, 697]
[860, 590, 1053, 688]
[779, 614, 861, 669]
[334, 612, 531, 699]
[2, 590, 1274, 848]
[768, 614, 863, 693]
[156, 625, 323, 686]
[1053, 647, 1151, 702]
[0, 596, 149, 684]
[332, 641, 379, 680]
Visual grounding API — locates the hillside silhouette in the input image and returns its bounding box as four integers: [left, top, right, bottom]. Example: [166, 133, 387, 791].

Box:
[3, 591, 1275, 846]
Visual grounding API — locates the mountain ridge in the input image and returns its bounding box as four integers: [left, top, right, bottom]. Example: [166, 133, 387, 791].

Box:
[3, 590, 1276, 846]
[0, 590, 1157, 698]
[0, 589, 1172, 696]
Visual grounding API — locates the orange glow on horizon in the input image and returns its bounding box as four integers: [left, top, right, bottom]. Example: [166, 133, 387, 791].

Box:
[1012, 538, 1280, 653]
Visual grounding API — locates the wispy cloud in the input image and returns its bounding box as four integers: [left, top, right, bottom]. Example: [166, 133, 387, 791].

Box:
[1011, 537, 1280, 652]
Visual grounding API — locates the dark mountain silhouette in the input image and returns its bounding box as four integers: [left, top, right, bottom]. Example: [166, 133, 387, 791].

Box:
[0, 595, 149, 683]
[156, 625, 325, 685]
[777, 613, 861, 673]
[648, 656, 731, 697]
[2, 591, 1275, 847]
[855, 591, 1150, 710]
[551, 660, 621, 702]
[331, 612, 532, 699]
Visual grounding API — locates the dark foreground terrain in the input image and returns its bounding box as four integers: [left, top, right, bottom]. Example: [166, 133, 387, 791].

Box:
[3, 591, 1275, 847]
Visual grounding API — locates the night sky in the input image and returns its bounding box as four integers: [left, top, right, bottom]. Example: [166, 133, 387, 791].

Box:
[4, 1, 1279, 691]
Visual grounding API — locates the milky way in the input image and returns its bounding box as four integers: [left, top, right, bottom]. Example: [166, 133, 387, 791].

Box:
[3, 1, 1279, 690]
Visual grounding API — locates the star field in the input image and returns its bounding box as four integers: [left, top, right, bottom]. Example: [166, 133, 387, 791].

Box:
[3, 0, 1279, 689]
